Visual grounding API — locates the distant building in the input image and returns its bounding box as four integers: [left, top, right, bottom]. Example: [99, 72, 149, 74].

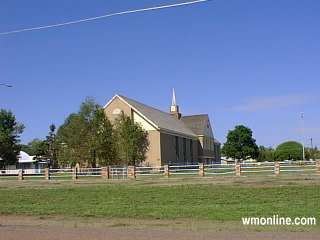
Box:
[221, 156, 236, 165]
[0, 151, 48, 174]
[16, 151, 38, 169]
[104, 90, 221, 166]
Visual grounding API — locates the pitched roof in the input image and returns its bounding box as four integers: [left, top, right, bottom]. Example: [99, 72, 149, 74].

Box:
[181, 114, 214, 137]
[117, 95, 197, 137]
[18, 151, 37, 163]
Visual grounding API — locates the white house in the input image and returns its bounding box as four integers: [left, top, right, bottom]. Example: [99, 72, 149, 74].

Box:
[16, 151, 37, 169]
[1, 151, 48, 175]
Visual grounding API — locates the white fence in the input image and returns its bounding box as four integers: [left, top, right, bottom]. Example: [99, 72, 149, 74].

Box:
[0, 161, 319, 180]
[205, 164, 236, 175]
[0, 168, 44, 175]
[110, 167, 128, 179]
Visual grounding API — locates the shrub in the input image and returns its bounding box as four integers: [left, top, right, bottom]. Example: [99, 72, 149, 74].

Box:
[274, 141, 303, 161]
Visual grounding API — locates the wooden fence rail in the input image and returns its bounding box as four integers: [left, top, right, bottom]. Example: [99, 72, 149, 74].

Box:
[1, 160, 319, 181]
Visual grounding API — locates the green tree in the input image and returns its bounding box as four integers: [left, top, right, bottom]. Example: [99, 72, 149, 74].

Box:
[305, 147, 319, 160]
[20, 125, 57, 166]
[222, 125, 259, 161]
[45, 124, 58, 167]
[56, 97, 116, 167]
[90, 108, 116, 166]
[274, 141, 303, 161]
[114, 113, 149, 166]
[0, 109, 24, 168]
[257, 146, 275, 162]
[56, 113, 92, 167]
[21, 139, 47, 156]
[56, 98, 100, 167]
[314, 147, 320, 159]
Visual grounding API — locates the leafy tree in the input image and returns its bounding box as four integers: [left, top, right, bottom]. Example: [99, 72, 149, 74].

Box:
[20, 144, 30, 154]
[0, 109, 24, 168]
[56, 97, 116, 167]
[114, 113, 149, 166]
[56, 113, 92, 167]
[45, 124, 58, 167]
[56, 98, 149, 167]
[305, 147, 319, 160]
[314, 147, 320, 159]
[90, 108, 116, 166]
[222, 125, 259, 161]
[21, 139, 47, 156]
[274, 141, 303, 161]
[257, 146, 275, 162]
[21, 125, 57, 166]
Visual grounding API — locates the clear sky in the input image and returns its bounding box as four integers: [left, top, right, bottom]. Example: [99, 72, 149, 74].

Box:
[1, 0, 319, 148]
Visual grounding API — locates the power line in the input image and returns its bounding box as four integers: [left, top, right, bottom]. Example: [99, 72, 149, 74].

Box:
[0, 0, 209, 36]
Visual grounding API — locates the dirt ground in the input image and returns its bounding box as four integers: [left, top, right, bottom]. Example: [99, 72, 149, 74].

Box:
[0, 215, 319, 240]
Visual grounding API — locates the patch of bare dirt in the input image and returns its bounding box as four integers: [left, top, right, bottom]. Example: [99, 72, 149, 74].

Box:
[0, 215, 318, 240]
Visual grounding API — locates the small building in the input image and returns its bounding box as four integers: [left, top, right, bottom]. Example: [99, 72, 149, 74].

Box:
[16, 151, 38, 170]
[221, 156, 236, 165]
[104, 90, 221, 166]
[1, 151, 48, 174]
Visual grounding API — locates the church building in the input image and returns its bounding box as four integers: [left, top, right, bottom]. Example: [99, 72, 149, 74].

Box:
[103, 90, 221, 166]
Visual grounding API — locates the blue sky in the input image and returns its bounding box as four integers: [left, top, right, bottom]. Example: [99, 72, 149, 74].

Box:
[1, 0, 319, 148]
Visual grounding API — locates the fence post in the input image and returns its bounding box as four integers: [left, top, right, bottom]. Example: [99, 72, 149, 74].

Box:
[235, 162, 241, 177]
[127, 166, 136, 180]
[73, 165, 79, 180]
[199, 163, 205, 177]
[44, 168, 50, 180]
[164, 165, 170, 177]
[18, 169, 24, 181]
[274, 162, 280, 176]
[316, 160, 320, 174]
[101, 166, 110, 180]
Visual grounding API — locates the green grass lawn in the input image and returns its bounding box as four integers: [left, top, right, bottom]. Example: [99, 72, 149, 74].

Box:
[0, 181, 319, 221]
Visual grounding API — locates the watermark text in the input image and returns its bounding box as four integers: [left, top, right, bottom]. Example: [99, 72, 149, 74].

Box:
[242, 215, 317, 226]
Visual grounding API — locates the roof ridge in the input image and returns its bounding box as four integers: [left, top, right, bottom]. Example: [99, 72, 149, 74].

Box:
[117, 95, 197, 137]
[182, 114, 209, 118]
[119, 95, 173, 116]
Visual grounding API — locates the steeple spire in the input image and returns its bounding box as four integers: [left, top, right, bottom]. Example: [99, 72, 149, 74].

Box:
[172, 88, 177, 106]
[170, 88, 181, 119]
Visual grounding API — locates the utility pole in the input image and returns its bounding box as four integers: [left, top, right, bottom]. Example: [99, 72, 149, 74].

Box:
[310, 138, 314, 160]
[301, 112, 305, 161]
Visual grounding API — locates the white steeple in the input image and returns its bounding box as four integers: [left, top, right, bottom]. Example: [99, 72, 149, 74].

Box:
[170, 88, 181, 119]
[172, 88, 177, 106]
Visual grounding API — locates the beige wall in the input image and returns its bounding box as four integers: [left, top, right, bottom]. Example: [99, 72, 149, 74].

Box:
[133, 111, 156, 131]
[104, 97, 132, 123]
[104, 97, 161, 167]
[144, 130, 161, 167]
